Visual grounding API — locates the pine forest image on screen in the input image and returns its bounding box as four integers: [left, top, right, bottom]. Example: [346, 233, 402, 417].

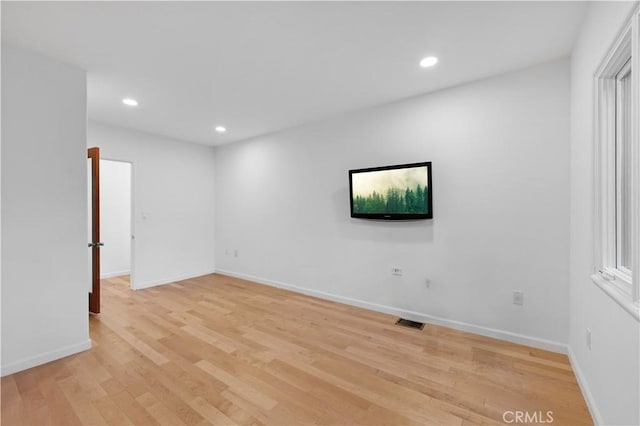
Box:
[352, 166, 429, 214]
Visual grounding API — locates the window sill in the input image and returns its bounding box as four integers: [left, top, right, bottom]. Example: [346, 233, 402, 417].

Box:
[591, 274, 640, 322]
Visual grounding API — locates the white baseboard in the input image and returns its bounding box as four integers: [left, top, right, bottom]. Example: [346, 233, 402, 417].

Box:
[215, 269, 568, 354]
[134, 269, 217, 290]
[1, 339, 92, 377]
[101, 270, 131, 279]
[568, 347, 603, 425]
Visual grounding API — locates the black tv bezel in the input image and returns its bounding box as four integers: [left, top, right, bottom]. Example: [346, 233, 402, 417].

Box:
[349, 161, 433, 220]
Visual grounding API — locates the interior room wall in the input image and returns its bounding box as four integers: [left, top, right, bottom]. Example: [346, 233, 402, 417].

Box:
[569, 2, 640, 425]
[215, 59, 571, 350]
[88, 121, 216, 289]
[1, 46, 90, 375]
[100, 159, 132, 278]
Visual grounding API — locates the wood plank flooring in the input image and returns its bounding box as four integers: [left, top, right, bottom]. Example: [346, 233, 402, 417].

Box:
[1, 273, 592, 425]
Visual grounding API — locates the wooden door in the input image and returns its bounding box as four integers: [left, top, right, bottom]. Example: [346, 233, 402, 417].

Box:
[88, 147, 102, 314]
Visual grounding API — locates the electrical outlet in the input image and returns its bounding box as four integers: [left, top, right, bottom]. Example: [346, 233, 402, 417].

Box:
[391, 267, 403, 277]
[225, 248, 229, 256]
[425, 278, 431, 288]
[586, 328, 592, 350]
[233, 249, 239, 258]
[513, 291, 524, 305]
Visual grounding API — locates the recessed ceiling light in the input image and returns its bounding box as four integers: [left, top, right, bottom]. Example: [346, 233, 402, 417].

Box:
[215, 126, 227, 133]
[419, 56, 438, 68]
[122, 98, 138, 107]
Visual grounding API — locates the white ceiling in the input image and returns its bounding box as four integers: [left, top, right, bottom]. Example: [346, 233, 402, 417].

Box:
[2, 1, 587, 146]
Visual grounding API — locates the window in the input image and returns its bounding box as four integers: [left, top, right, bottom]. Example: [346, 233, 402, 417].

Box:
[593, 6, 639, 320]
[616, 59, 632, 275]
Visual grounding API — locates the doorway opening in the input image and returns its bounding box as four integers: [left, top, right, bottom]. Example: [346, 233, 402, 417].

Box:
[100, 159, 134, 289]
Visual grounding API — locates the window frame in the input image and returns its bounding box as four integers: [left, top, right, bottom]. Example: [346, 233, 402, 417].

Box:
[592, 5, 640, 321]
[615, 58, 632, 278]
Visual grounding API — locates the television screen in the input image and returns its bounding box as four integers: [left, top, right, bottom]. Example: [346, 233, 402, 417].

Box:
[349, 162, 432, 220]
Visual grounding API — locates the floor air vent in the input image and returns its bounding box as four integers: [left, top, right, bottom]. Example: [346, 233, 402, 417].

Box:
[395, 318, 425, 330]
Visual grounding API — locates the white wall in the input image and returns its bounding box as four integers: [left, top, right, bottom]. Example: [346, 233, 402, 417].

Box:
[215, 60, 571, 350]
[1, 46, 90, 375]
[569, 2, 640, 425]
[88, 121, 215, 289]
[100, 159, 132, 278]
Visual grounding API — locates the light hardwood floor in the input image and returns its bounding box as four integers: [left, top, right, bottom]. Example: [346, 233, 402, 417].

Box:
[1, 273, 592, 425]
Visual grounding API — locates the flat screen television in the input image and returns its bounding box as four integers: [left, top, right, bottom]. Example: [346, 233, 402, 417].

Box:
[349, 161, 432, 220]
